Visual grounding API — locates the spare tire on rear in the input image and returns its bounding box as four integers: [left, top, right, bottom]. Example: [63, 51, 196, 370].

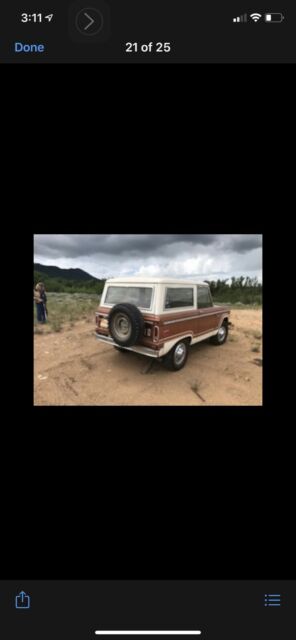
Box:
[109, 303, 144, 347]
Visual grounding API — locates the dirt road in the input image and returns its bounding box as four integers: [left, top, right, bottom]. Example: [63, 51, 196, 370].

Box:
[34, 309, 262, 406]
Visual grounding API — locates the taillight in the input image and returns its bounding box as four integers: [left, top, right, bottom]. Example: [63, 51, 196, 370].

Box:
[96, 313, 108, 329]
[153, 325, 159, 342]
[144, 322, 153, 337]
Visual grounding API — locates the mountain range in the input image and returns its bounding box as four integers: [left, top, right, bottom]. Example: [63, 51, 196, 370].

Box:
[34, 263, 99, 282]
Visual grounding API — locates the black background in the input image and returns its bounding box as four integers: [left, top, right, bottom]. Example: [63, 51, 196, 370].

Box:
[1, 0, 296, 62]
[2, 208, 294, 638]
[8, 224, 293, 577]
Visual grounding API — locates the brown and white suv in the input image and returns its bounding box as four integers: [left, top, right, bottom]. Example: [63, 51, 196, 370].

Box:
[95, 277, 231, 371]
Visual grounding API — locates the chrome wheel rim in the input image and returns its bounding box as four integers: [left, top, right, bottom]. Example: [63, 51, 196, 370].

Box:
[112, 314, 131, 340]
[217, 326, 226, 342]
[174, 343, 187, 366]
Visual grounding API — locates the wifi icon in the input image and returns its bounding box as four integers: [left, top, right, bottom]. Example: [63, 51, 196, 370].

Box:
[250, 13, 262, 21]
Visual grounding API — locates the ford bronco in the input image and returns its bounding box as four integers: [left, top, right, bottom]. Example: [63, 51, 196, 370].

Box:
[95, 278, 231, 371]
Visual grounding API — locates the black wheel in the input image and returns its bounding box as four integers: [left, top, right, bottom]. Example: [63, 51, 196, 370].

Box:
[109, 303, 144, 347]
[211, 321, 228, 346]
[163, 340, 189, 371]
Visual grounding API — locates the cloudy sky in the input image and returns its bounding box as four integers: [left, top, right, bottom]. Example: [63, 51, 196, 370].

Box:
[34, 235, 262, 282]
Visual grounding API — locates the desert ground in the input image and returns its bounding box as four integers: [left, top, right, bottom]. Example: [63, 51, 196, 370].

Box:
[34, 298, 262, 406]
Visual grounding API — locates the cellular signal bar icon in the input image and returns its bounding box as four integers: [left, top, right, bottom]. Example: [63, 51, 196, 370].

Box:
[233, 14, 248, 22]
[264, 594, 282, 607]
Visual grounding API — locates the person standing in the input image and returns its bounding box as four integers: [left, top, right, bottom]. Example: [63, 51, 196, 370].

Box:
[34, 282, 48, 323]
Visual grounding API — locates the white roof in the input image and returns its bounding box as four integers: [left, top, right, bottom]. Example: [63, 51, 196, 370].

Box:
[106, 277, 209, 286]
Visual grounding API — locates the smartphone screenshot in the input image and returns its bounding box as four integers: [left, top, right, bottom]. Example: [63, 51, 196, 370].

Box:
[1, 1, 295, 62]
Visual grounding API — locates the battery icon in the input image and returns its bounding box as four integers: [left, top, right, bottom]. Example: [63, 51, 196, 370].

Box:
[264, 13, 285, 22]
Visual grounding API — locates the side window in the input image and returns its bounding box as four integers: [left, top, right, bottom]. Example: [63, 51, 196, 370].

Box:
[197, 286, 213, 309]
[165, 288, 194, 309]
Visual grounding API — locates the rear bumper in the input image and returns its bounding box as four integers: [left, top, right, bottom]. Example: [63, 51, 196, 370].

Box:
[95, 333, 161, 358]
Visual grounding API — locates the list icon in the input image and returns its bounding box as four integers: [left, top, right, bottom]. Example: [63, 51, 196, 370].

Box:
[264, 594, 282, 607]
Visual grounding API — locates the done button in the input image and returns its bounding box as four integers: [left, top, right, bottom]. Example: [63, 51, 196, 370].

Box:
[14, 42, 45, 53]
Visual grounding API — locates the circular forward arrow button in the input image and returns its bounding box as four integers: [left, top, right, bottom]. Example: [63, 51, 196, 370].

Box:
[75, 7, 104, 36]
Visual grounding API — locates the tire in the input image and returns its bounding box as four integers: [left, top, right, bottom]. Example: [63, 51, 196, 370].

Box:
[211, 321, 228, 346]
[109, 303, 144, 347]
[163, 340, 189, 371]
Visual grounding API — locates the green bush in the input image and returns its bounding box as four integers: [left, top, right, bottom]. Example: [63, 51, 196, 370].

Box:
[206, 276, 262, 306]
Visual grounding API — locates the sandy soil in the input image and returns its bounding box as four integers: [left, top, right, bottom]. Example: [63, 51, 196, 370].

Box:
[34, 309, 262, 406]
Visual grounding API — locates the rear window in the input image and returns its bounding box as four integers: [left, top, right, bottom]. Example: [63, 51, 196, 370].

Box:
[104, 286, 153, 309]
[165, 288, 194, 309]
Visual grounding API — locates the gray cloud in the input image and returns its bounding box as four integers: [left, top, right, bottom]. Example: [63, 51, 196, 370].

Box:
[216, 235, 262, 253]
[34, 234, 262, 281]
[34, 234, 217, 258]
